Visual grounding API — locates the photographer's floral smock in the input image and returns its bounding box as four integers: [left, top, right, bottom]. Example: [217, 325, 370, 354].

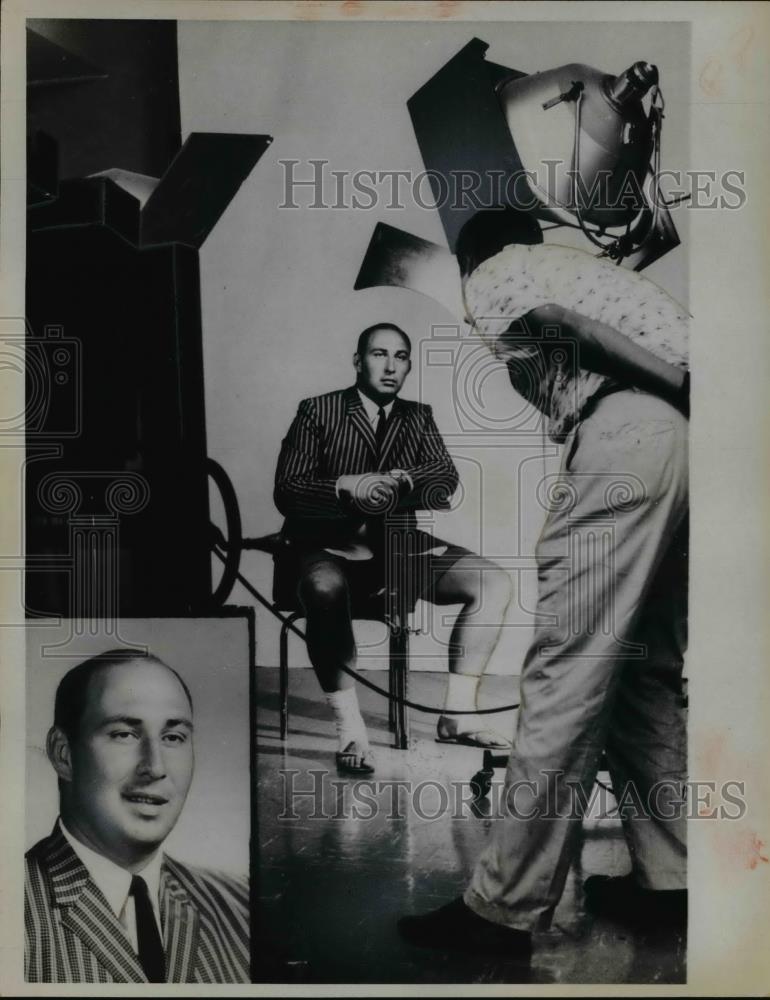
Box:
[463, 243, 690, 442]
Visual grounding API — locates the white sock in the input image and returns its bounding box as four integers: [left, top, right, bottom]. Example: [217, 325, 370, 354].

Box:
[444, 673, 480, 712]
[325, 687, 369, 753]
[441, 674, 481, 734]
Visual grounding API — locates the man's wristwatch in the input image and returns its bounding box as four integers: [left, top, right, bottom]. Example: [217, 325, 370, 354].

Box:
[389, 469, 412, 496]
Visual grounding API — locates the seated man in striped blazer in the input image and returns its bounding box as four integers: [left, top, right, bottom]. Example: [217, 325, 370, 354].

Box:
[274, 322, 513, 773]
[25, 649, 250, 984]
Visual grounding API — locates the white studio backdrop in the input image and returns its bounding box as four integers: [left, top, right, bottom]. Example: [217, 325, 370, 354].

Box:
[177, 20, 690, 674]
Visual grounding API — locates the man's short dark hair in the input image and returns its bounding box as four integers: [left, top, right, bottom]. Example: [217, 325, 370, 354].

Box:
[455, 208, 543, 278]
[53, 649, 194, 740]
[356, 323, 412, 357]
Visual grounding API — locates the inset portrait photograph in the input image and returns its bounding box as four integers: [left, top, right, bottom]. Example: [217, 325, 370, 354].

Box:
[25, 614, 253, 983]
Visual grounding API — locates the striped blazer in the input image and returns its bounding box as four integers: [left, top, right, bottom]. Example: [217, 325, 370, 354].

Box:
[25, 826, 250, 983]
[274, 385, 459, 550]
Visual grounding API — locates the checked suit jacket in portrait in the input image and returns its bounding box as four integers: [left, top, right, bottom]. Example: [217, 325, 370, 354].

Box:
[274, 385, 459, 557]
[25, 825, 250, 983]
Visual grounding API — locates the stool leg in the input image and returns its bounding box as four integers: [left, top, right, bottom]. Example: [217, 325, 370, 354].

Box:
[388, 650, 397, 734]
[389, 624, 409, 750]
[388, 626, 399, 747]
[280, 614, 299, 741]
[399, 631, 409, 750]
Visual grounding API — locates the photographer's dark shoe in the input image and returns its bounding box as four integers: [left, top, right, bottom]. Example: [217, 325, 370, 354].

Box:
[584, 874, 687, 928]
[398, 897, 532, 960]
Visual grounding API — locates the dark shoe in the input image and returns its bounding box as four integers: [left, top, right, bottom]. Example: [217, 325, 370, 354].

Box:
[584, 874, 687, 928]
[335, 741, 375, 775]
[398, 897, 532, 960]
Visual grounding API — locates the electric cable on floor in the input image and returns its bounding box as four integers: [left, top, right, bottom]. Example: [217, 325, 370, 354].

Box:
[212, 544, 521, 716]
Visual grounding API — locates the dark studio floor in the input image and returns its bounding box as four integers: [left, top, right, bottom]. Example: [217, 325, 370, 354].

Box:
[254, 668, 686, 986]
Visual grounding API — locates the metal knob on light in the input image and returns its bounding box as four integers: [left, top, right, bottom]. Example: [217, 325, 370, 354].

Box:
[604, 61, 659, 109]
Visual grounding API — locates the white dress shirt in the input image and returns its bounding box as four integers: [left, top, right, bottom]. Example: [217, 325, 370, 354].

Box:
[345, 390, 411, 487]
[60, 819, 163, 952]
[356, 388, 394, 425]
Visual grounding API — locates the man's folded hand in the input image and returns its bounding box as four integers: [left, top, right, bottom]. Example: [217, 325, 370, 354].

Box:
[336, 473, 400, 514]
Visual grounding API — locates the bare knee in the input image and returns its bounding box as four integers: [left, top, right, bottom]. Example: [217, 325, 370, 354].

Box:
[482, 568, 513, 617]
[452, 565, 512, 616]
[298, 566, 348, 613]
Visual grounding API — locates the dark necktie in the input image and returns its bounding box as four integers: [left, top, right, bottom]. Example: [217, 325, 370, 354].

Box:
[130, 875, 166, 983]
[374, 406, 388, 459]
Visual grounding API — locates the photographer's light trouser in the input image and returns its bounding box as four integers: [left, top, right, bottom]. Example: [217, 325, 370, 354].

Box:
[465, 389, 688, 932]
